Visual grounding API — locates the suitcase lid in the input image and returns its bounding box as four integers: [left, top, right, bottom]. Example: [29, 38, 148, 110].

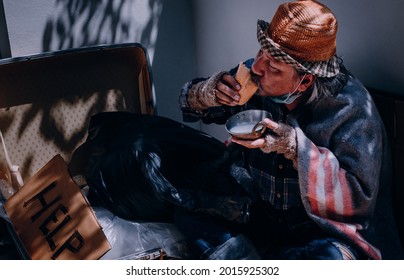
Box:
[0, 43, 156, 180]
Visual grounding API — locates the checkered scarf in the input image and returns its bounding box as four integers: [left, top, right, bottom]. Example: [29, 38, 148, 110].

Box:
[257, 20, 340, 78]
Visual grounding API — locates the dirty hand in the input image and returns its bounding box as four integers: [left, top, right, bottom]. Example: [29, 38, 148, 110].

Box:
[214, 73, 241, 106]
[232, 118, 298, 168]
[230, 118, 278, 149]
[186, 71, 241, 111]
[262, 118, 298, 168]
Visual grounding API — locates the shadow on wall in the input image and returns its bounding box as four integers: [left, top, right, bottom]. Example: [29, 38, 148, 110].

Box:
[41, 0, 162, 61]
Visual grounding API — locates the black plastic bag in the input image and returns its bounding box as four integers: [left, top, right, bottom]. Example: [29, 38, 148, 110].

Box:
[83, 112, 255, 223]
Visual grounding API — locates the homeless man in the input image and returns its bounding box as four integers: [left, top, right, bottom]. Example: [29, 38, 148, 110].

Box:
[176, 0, 403, 260]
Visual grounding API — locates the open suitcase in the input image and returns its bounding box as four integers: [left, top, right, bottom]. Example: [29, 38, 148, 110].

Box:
[0, 43, 188, 260]
[0, 43, 156, 180]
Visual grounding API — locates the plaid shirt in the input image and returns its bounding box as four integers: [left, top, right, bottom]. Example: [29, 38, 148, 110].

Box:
[245, 96, 301, 210]
[180, 59, 302, 210]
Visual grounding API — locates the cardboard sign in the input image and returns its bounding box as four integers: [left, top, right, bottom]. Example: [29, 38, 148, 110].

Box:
[4, 154, 111, 260]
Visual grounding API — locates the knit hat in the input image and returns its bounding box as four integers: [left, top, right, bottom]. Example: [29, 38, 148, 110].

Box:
[257, 0, 339, 77]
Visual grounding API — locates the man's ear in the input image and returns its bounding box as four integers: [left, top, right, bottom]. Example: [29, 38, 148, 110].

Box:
[299, 73, 315, 91]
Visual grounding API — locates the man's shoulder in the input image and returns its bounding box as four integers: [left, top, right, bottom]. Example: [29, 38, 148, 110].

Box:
[311, 75, 377, 122]
[338, 75, 371, 103]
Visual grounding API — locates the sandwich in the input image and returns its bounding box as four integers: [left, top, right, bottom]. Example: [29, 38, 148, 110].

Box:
[234, 61, 258, 105]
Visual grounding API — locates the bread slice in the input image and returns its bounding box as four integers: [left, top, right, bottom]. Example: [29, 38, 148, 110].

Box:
[235, 62, 258, 105]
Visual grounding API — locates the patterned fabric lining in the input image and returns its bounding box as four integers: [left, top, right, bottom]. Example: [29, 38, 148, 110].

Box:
[0, 90, 126, 180]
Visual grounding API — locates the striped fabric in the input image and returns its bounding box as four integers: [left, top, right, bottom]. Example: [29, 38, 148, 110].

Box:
[292, 78, 386, 259]
[301, 142, 381, 259]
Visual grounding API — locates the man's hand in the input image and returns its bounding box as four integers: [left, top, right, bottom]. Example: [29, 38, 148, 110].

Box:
[215, 74, 241, 106]
[230, 118, 298, 169]
[230, 118, 278, 148]
[231, 137, 266, 149]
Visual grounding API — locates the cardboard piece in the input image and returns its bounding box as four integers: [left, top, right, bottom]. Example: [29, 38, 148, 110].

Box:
[4, 154, 111, 260]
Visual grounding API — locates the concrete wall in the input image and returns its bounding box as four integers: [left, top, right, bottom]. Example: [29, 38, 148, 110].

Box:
[1, 0, 404, 140]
